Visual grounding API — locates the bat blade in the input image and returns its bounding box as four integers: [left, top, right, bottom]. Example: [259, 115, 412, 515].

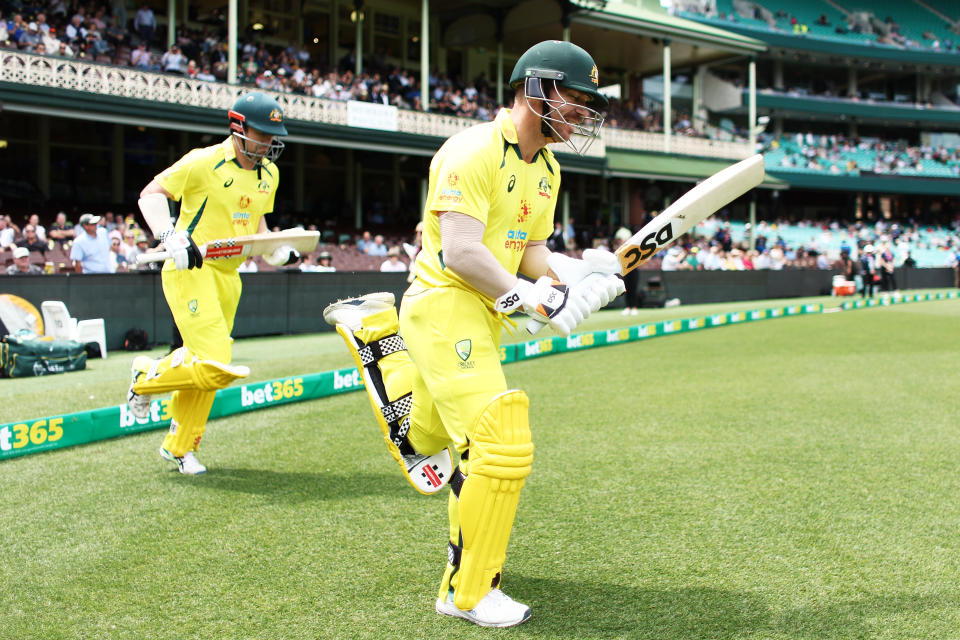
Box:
[136, 229, 320, 264]
[614, 154, 765, 275]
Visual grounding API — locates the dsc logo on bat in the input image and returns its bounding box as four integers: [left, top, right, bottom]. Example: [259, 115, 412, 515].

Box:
[622, 222, 674, 269]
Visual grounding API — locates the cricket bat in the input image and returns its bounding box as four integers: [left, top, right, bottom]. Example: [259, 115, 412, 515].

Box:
[136, 229, 321, 264]
[528, 153, 765, 333]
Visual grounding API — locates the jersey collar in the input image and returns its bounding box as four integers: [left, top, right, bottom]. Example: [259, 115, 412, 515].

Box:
[494, 108, 518, 145]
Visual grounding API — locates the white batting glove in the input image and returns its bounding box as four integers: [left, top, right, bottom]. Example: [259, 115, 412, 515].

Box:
[158, 229, 203, 270]
[496, 277, 591, 336]
[575, 272, 626, 313]
[264, 245, 300, 266]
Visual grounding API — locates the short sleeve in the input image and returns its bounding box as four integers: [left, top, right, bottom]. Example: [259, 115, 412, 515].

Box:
[427, 148, 492, 226]
[156, 148, 205, 201]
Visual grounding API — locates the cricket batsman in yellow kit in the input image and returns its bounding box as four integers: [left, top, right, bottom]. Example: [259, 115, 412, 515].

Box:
[324, 41, 624, 627]
[126, 92, 299, 475]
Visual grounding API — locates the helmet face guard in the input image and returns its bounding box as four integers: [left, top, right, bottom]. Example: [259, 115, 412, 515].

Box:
[228, 109, 285, 165]
[522, 73, 605, 156]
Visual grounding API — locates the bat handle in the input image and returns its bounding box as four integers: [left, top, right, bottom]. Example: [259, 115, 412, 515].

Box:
[136, 251, 171, 264]
[526, 318, 546, 335]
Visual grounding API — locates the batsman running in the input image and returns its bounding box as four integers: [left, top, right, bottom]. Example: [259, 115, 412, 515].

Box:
[324, 40, 624, 627]
[126, 92, 300, 475]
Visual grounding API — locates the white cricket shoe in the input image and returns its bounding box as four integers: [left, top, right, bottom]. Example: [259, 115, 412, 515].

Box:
[159, 447, 207, 475]
[435, 588, 532, 628]
[323, 292, 396, 332]
[126, 355, 155, 419]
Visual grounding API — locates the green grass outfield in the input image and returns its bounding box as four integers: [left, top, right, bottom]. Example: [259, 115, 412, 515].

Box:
[2, 292, 959, 639]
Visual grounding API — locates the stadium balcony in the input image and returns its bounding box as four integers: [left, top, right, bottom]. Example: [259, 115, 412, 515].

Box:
[0, 49, 755, 167]
[749, 89, 960, 128]
[678, 0, 960, 64]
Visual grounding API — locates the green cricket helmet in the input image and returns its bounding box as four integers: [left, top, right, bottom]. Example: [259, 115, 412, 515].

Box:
[509, 40, 607, 156]
[228, 92, 287, 164]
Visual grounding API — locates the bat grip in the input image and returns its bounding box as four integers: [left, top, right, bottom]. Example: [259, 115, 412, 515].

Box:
[135, 251, 171, 264]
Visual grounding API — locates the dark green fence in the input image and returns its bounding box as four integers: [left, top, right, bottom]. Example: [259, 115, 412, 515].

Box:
[0, 268, 953, 349]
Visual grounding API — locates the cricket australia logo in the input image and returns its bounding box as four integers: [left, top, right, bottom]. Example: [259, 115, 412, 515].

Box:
[537, 177, 552, 199]
[455, 339, 474, 369]
[188, 299, 198, 314]
[257, 180, 271, 193]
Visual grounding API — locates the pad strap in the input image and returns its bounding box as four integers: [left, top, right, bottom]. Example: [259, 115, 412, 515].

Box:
[358, 334, 406, 366]
[449, 466, 466, 498]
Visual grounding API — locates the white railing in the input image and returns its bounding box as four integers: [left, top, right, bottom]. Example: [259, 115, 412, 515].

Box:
[0, 50, 747, 161]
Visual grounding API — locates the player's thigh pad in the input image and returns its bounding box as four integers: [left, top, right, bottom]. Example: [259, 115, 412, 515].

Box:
[400, 286, 508, 456]
[162, 267, 236, 363]
[452, 389, 533, 611]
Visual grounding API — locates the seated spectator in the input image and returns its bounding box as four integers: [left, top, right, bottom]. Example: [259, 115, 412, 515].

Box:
[48, 212, 74, 247]
[0, 16, 8, 44]
[104, 16, 127, 50]
[19, 225, 47, 254]
[196, 64, 216, 82]
[0, 215, 16, 248]
[366, 234, 388, 256]
[162, 44, 186, 74]
[355, 230, 372, 253]
[108, 236, 128, 272]
[300, 250, 336, 272]
[70, 213, 112, 273]
[130, 41, 150, 67]
[379, 246, 407, 272]
[5, 247, 43, 275]
[18, 21, 42, 51]
[53, 39, 75, 57]
[64, 14, 87, 47]
[7, 13, 25, 43]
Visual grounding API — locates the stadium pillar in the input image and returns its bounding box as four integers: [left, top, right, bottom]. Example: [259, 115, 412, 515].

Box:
[772, 59, 783, 90]
[419, 178, 428, 219]
[37, 115, 50, 198]
[354, 1, 363, 76]
[749, 192, 757, 250]
[112, 124, 124, 204]
[663, 40, 671, 154]
[495, 10, 505, 107]
[228, 0, 238, 84]
[167, 0, 175, 50]
[748, 57, 757, 151]
[420, 0, 429, 112]
[392, 155, 401, 210]
[561, 190, 570, 246]
[847, 67, 857, 98]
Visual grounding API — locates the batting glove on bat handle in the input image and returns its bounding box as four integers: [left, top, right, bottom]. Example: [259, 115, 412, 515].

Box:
[158, 229, 203, 270]
[265, 245, 300, 266]
[496, 276, 590, 337]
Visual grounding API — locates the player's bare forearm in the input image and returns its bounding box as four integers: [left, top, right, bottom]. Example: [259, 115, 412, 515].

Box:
[257, 217, 269, 234]
[518, 241, 551, 280]
[438, 211, 516, 300]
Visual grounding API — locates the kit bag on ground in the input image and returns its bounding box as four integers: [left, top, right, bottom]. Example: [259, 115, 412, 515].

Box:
[0, 334, 87, 378]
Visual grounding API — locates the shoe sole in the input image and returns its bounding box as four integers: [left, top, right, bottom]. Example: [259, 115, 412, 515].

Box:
[435, 598, 531, 628]
[322, 292, 395, 326]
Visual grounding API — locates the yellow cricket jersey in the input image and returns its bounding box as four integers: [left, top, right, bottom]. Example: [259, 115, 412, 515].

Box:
[156, 137, 279, 272]
[414, 108, 560, 304]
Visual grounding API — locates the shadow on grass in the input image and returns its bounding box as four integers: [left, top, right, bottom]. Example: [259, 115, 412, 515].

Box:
[510, 575, 958, 639]
[163, 467, 406, 503]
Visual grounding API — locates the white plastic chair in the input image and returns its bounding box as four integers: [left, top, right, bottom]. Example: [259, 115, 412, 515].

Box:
[40, 300, 107, 358]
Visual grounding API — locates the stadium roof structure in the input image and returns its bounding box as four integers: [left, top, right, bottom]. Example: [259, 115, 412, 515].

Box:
[571, 1, 767, 54]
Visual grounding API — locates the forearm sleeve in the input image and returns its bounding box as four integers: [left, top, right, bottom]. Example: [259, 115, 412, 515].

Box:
[439, 211, 517, 300]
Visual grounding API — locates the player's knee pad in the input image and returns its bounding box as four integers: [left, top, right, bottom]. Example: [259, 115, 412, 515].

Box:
[450, 390, 533, 611]
[133, 347, 249, 394]
[334, 314, 451, 495]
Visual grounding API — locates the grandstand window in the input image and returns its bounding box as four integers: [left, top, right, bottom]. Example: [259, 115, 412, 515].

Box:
[406, 20, 420, 62]
[338, 4, 362, 49]
[373, 11, 401, 60]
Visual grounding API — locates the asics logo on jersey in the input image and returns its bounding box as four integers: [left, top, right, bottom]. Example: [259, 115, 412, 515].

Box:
[223, 177, 234, 188]
[507, 175, 516, 192]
